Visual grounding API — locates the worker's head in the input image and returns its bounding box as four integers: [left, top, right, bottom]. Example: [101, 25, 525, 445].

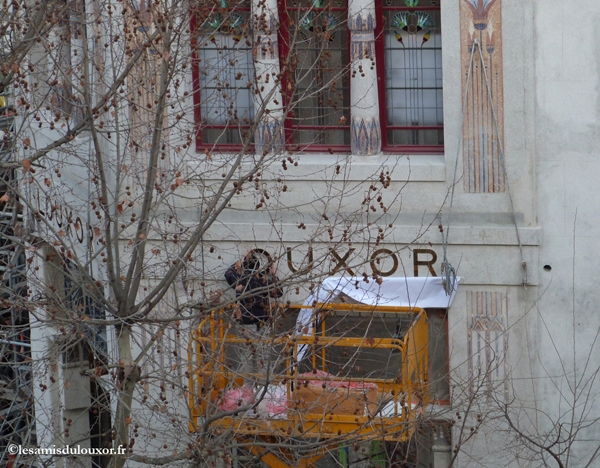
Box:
[243, 254, 259, 273]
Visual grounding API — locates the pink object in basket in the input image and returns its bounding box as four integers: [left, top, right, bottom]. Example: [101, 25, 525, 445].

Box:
[218, 386, 254, 411]
[257, 385, 288, 418]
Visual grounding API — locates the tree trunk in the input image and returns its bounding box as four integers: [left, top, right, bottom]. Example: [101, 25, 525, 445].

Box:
[111, 326, 140, 468]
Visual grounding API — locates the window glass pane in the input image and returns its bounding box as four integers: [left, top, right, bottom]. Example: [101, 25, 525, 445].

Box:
[384, 0, 443, 147]
[386, 128, 442, 146]
[427, 308, 450, 401]
[195, 2, 254, 146]
[284, 0, 350, 147]
[318, 312, 403, 379]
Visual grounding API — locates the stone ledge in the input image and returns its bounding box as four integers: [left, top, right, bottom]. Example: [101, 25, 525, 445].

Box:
[188, 153, 446, 182]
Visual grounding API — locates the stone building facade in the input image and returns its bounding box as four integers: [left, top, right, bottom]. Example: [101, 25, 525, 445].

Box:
[193, 0, 600, 465]
[7, 0, 600, 467]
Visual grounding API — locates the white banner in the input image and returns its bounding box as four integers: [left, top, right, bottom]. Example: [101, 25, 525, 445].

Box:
[298, 276, 460, 329]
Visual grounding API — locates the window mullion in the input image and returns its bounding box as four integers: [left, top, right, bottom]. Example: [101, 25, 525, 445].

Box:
[252, 0, 285, 155]
[374, 0, 388, 149]
[348, 0, 381, 156]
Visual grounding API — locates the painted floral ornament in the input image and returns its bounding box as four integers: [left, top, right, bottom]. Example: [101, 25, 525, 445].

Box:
[323, 13, 338, 42]
[464, 0, 499, 28]
[415, 11, 434, 30]
[391, 12, 409, 44]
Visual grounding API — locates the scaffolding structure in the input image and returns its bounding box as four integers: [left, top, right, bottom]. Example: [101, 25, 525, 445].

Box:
[189, 304, 430, 468]
[0, 84, 37, 468]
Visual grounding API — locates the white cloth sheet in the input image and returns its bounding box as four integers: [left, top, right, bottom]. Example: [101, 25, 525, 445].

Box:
[298, 276, 460, 330]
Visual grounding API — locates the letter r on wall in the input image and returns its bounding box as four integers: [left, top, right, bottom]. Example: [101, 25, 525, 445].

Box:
[413, 249, 438, 277]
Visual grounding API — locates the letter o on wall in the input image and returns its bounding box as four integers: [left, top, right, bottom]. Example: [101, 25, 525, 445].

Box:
[55, 204, 63, 227]
[370, 249, 399, 277]
[74, 217, 84, 243]
[250, 248, 274, 268]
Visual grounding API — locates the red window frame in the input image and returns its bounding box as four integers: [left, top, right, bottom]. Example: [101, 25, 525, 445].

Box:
[191, 3, 255, 153]
[192, 2, 443, 154]
[277, 1, 352, 153]
[374, 3, 444, 154]
[191, 1, 352, 153]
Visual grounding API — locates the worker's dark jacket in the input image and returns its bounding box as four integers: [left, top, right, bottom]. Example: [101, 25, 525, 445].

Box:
[224, 264, 283, 325]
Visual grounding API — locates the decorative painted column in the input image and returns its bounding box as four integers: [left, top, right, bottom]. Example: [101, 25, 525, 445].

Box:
[460, 0, 505, 192]
[252, 0, 285, 155]
[348, 0, 381, 156]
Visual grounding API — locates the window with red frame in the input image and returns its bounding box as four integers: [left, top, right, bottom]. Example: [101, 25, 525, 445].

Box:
[278, 0, 351, 151]
[375, 0, 443, 152]
[192, 0, 442, 153]
[192, 0, 254, 149]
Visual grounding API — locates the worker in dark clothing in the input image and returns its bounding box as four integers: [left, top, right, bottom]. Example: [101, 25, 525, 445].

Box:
[224, 251, 283, 327]
[224, 251, 283, 387]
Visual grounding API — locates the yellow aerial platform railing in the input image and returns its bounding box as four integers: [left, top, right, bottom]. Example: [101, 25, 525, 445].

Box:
[188, 303, 428, 466]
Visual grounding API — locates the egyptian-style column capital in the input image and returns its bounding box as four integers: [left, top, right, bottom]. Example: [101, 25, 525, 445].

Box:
[348, 0, 381, 156]
[348, 0, 376, 31]
[252, 0, 284, 155]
